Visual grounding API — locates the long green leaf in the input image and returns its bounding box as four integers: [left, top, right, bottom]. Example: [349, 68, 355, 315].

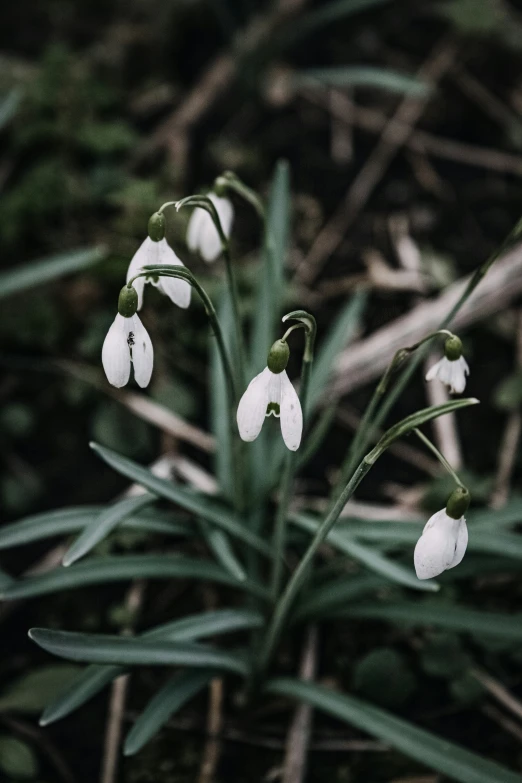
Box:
[211, 288, 235, 500]
[124, 670, 214, 755]
[283, 0, 392, 44]
[267, 679, 521, 783]
[90, 443, 272, 557]
[29, 629, 249, 675]
[0, 88, 23, 131]
[0, 554, 268, 601]
[307, 291, 367, 414]
[39, 609, 263, 725]
[63, 494, 156, 567]
[0, 247, 106, 301]
[250, 159, 290, 371]
[0, 506, 189, 549]
[199, 520, 246, 582]
[336, 602, 522, 641]
[291, 514, 438, 591]
[294, 67, 429, 96]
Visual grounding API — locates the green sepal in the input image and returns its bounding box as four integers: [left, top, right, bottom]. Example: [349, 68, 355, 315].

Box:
[267, 339, 290, 373]
[148, 212, 166, 242]
[446, 486, 470, 519]
[117, 285, 138, 318]
[444, 335, 463, 361]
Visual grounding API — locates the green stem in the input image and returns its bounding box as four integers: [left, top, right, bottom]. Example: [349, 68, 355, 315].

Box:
[412, 428, 465, 488]
[270, 317, 316, 601]
[215, 171, 266, 222]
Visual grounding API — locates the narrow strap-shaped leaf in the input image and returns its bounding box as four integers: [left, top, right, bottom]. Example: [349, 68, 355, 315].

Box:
[291, 514, 438, 592]
[267, 679, 520, 783]
[63, 494, 156, 566]
[90, 443, 272, 557]
[211, 288, 235, 501]
[39, 609, 263, 725]
[199, 519, 246, 582]
[0, 506, 188, 550]
[294, 67, 429, 96]
[0, 88, 22, 131]
[0, 555, 269, 601]
[0, 247, 106, 301]
[336, 602, 522, 641]
[29, 629, 249, 676]
[124, 670, 214, 755]
[307, 291, 367, 413]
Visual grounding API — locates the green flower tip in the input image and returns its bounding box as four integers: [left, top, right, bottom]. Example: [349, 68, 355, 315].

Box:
[118, 285, 138, 318]
[213, 176, 228, 197]
[444, 335, 463, 361]
[148, 211, 166, 242]
[446, 486, 470, 519]
[267, 339, 290, 374]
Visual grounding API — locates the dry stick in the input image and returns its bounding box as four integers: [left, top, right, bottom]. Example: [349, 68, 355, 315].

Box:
[281, 625, 318, 783]
[481, 705, 522, 744]
[295, 38, 458, 286]
[490, 309, 522, 509]
[330, 252, 522, 397]
[472, 669, 522, 723]
[100, 581, 145, 783]
[198, 678, 224, 783]
[302, 87, 522, 178]
[134, 0, 309, 174]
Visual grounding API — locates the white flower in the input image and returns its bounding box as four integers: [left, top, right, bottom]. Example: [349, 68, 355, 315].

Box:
[426, 355, 469, 394]
[414, 509, 468, 580]
[236, 367, 302, 451]
[102, 313, 153, 389]
[187, 193, 234, 263]
[127, 238, 191, 311]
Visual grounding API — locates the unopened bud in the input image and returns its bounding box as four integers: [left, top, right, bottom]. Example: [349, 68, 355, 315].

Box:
[446, 486, 470, 519]
[444, 335, 463, 361]
[148, 212, 166, 242]
[118, 285, 138, 318]
[267, 339, 290, 374]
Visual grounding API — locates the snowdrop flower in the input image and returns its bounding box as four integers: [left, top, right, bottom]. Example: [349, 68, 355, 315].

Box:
[127, 212, 191, 310]
[426, 335, 469, 394]
[187, 192, 234, 263]
[102, 286, 154, 389]
[414, 488, 470, 580]
[237, 339, 302, 451]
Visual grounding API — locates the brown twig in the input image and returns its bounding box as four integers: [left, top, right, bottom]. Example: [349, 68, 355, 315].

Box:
[295, 38, 458, 285]
[481, 705, 522, 744]
[281, 625, 319, 783]
[197, 678, 224, 783]
[472, 668, 522, 723]
[99, 581, 145, 783]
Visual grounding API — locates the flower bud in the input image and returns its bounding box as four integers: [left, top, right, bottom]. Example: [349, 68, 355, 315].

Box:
[267, 339, 290, 374]
[213, 177, 228, 197]
[118, 285, 138, 318]
[444, 335, 463, 361]
[148, 212, 166, 242]
[446, 486, 470, 520]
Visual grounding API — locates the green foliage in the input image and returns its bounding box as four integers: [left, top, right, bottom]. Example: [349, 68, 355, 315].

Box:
[352, 648, 417, 707]
[0, 736, 38, 780]
[0, 665, 80, 713]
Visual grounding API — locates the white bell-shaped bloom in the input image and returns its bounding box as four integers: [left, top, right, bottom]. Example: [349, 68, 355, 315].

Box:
[102, 313, 153, 389]
[187, 193, 234, 263]
[237, 367, 302, 451]
[426, 356, 469, 394]
[126, 238, 191, 311]
[414, 508, 468, 580]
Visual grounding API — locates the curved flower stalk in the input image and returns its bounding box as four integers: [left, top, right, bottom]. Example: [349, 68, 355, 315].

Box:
[425, 335, 469, 394]
[102, 286, 153, 389]
[127, 213, 191, 310]
[187, 192, 234, 263]
[237, 339, 303, 451]
[414, 488, 470, 580]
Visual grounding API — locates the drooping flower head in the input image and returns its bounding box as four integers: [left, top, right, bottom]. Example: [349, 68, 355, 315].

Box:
[237, 339, 303, 451]
[414, 487, 470, 580]
[102, 285, 154, 389]
[426, 335, 469, 394]
[187, 192, 234, 263]
[127, 212, 191, 311]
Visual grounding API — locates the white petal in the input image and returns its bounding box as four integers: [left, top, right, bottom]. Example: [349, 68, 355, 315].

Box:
[155, 239, 191, 308]
[209, 193, 234, 239]
[237, 367, 272, 442]
[187, 207, 205, 253]
[425, 359, 443, 382]
[102, 314, 131, 388]
[414, 509, 460, 580]
[199, 217, 222, 263]
[279, 371, 303, 451]
[129, 315, 154, 388]
[447, 517, 468, 569]
[127, 239, 154, 310]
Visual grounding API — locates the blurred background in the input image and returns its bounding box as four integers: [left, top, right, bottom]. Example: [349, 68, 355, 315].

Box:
[1, 0, 522, 781]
